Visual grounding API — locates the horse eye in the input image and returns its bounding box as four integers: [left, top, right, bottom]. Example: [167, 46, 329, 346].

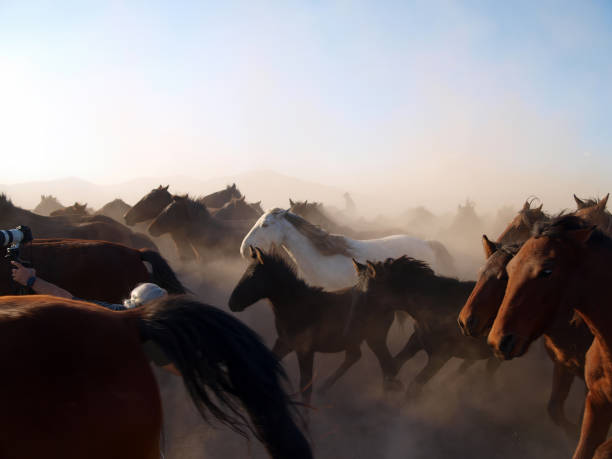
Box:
[539, 269, 553, 278]
[262, 222, 269, 228]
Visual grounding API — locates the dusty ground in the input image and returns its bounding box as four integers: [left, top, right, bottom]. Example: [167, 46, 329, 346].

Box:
[150, 257, 585, 459]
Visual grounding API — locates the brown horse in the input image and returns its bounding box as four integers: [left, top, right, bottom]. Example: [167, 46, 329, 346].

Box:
[574, 194, 611, 232]
[148, 196, 253, 261]
[0, 238, 186, 302]
[228, 247, 402, 404]
[214, 196, 263, 220]
[0, 195, 155, 250]
[0, 294, 312, 459]
[357, 256, 500, 399]
[487, 215, 612, 459]
[457, 204, 592, 438]
[201, 182, 242, 208]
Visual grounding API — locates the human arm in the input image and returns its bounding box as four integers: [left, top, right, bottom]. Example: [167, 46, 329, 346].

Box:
[11, 261, 74, 299]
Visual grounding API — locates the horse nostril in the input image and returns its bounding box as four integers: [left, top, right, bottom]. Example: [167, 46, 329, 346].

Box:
[466, 316, 478, 334]
[498, 334, 516, 359]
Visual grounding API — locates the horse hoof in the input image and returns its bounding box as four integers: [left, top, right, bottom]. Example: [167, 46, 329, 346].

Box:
[383, 378, 404, 392]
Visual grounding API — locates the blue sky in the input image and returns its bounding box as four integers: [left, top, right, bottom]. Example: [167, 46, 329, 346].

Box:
[0, 1, 611, 207]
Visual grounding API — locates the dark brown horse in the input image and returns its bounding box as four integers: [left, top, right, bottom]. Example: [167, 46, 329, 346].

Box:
[0, 238, 186, 302]
[487, 216, 612, 459]
[228, 247, 402, 404]
[0, 195, 156, 250]
[458, 203, 592, 438]
[215, 196, 263, 220]
[201, 183, 242, 208]
[148, 196, 253, 261]
[0, 294, 312, 459]
[495, 198, 547, 245]
[357, 256, 500, 399]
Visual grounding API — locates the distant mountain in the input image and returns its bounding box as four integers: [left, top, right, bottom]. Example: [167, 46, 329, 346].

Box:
[0, 170, 360, 212]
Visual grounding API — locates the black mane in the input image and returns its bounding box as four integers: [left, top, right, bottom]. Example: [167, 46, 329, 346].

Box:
[533, 214, 612, 248]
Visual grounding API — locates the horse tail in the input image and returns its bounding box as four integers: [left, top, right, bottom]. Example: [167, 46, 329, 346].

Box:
[139, 250, 187, 294]
[427, 240, 456, 277]
[134, 296, 312, 459]
[130, 232, 158, 251]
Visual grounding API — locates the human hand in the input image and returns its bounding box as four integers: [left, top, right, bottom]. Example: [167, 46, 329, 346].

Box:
[11, 261, 36, 286]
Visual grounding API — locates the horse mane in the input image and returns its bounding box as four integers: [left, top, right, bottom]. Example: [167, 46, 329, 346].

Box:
[175, 194, 213, 219]
[366, 256, 472, 295]
[533, 214, 612, 248]
[258, 249, 323, 294]
[276, 210, 352, 257]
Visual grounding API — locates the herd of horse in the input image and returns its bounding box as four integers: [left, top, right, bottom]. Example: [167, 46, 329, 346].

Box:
[2, 185, 612, 458]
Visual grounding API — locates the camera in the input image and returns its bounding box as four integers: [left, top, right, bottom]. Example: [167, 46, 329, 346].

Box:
[0, 226, 33, 247]
[1, 226, 33, 262]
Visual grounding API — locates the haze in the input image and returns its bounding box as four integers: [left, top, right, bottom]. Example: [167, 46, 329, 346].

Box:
[1, 1, 611, 213]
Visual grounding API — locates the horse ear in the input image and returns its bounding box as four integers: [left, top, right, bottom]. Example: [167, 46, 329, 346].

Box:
[482, 234, 497, 258]
[255, 201, 261, 206]
[163, 185, 169, 191]
[366, 261, 377, 278]
[248, 245, 256, 259]
[239, 196, 245, 202]
[352, 258, 366, 273]
[254, 247, 265, 264]
[232, 183, 236, 190]
[569, 226, 596, 245]
[522, 200, 530, 211]
[597, 194, 609, 212]
[289, 199, 295, 206]
[574, 194, 586, 209]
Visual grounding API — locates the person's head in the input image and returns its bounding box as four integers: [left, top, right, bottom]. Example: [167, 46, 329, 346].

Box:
[123, 283, 168, 309]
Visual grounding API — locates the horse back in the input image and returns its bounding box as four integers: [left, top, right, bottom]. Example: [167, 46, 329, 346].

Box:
[0, 239, 150, 303]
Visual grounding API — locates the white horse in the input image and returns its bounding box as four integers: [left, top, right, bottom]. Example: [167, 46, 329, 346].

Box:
[240, 208, 455, 290]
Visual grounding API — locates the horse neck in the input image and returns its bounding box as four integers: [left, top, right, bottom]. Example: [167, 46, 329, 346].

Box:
[264, 266, 319, 317]
[571, 247, 612, 367]
[396, 277, 475, 319]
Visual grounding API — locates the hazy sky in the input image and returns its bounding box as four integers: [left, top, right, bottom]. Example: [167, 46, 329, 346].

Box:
[1, 1, 611, 207]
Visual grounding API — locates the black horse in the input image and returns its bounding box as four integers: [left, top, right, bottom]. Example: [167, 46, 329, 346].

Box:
[356, 256, 501, 399]
[229, 247, 403, 404]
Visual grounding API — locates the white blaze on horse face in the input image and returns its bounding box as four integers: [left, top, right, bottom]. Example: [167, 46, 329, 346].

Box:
[240, 209, 288, 257]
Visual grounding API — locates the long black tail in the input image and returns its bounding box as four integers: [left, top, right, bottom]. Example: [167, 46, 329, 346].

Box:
[139, 250, 187, 294]
[135, 296, 312, 459]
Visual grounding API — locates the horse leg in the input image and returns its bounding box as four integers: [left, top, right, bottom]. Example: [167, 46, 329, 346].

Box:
[573, 391, 612, 459]
[318, 348, 362, 395]
[296, 350, 315, 405]
[365, 331, 403, 393]
[272, 338, 293, 361]
[548, 362, 579, 440]
[394, 329, 424, 370]
[405, 352, 450, 401]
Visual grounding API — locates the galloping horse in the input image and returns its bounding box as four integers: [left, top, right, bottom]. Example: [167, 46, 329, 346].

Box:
[96, 198, 132, 223]
[487, 216, 612, 459]
[457, 201, 593, 438]
[0, 238, 185, 302]
[148, 196, 253, 261]
[124, 185, 249, 261]
[229, 247, 402, 404]
[357, 257, 500, 399]
[240, 208, 455, 290]
[0, 295, 312, 459]
[215, 196, 263, 220]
